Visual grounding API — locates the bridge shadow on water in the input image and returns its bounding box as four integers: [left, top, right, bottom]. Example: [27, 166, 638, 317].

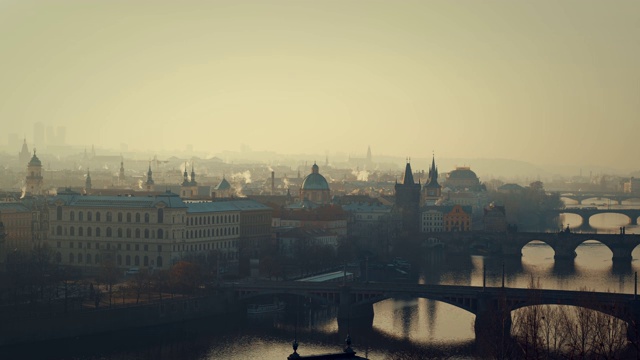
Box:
[0, 310, 477, 360]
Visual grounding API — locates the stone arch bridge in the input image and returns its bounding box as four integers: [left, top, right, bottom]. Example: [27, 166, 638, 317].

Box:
[548, 208, 640, 230]
[425, 231, 640, 261]
[227, 281, 640, 342]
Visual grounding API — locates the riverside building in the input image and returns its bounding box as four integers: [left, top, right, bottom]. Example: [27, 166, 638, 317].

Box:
[47, 189, 271, 275]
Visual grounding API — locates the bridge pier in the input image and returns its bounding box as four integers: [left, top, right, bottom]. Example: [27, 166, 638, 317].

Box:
[630, 217, 639, 226]
[337, 286, 374, 327]
[553, 249, 577, 260]
[611, 245, 633, 262]
[474, 293, 512, 350]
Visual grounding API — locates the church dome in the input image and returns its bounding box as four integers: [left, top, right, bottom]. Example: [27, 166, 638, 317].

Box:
[448, 167, 478, 180]
[301, 163, 329, 191]
[28, 151, 41, 166]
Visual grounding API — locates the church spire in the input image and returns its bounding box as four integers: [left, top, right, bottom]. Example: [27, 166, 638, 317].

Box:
[85, 168, 92, 190]
[146, 162, 154, 185]
[402, 160, 415, 185]
[190, 162, 196, 184]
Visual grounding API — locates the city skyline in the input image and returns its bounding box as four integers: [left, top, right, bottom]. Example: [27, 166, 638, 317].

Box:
[1, 1, 638, 170]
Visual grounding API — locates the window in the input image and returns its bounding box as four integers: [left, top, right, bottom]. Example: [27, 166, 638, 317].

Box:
[86, 254, 91, 264]
[134, 255, 140, 266]
[135, 229, 140, 238]
[79, 227, 84, 236]
[70, 242, 74, 249]
[144, 213, 149, 223]
[117, 228, 122, 237]
[69, 253, 74, 263]
[118, 212, 123, 222]
[78, 211, 84, 221]
[106, 212, 112, 222]
[117, 254, 122, 266]
[157, 245, 162, 252]
[127, 213, 132, 222]
[56, 225, 62, 236]
[158, 229, 164, 239]
[144, 229, 149, 239]
[96, 212, 101, 222]
[143, 256, 148, 266]
[126, 229, 131, 238]
[56, 241, 61, 248]
[95, 254, 100, 264]
[70, 211, 75, 221]
[126, 244, 130, 250]
[96, 227, 101, 237]
[126, 255, 131, 266]
[135, 244, 139, 251]
[56, 206, 62, 221]
[106, 227, 112, 237]
[87, 211, 93, 221]
[69, 226, 75, 236]
[135, 213, 141, 223]
[144, 244, 148, 251]
[78, 253, 83, 263]
[87, 242, 91, 249]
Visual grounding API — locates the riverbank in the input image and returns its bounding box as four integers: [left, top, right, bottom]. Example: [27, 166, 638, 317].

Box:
[0, 292, 237, 347]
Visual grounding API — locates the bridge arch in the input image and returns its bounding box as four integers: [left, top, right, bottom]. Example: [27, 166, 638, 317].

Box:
[237, 289, 336, 306]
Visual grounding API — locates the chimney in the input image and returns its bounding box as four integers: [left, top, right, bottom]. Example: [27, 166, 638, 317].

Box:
[271, 171, 275, 195]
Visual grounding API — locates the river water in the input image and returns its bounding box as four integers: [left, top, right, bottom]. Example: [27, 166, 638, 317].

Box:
[9, 204, 640, 360]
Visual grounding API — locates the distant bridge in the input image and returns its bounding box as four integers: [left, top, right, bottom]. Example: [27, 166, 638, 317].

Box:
[548, 208, 640, 229]
[554, 191, 640, 205]
[226, 281, 640, 342]
[422, 231, 640, 261]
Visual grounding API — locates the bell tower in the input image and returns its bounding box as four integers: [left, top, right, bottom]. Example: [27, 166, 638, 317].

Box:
[26, 149, 43, 195]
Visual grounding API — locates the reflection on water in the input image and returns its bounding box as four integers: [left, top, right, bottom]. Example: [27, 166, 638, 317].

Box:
[7, 217, 640, 359]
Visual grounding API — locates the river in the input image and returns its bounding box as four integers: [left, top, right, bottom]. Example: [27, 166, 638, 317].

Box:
[8, 205, 640, 359]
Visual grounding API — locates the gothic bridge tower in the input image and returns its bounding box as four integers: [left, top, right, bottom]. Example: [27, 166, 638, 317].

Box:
[394, 160, 421, 235]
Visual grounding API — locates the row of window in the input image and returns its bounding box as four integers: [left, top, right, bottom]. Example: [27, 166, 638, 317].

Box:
[172, 241, 237, 253]
[56, 208, 165, 224]
[54, 226, 168, 240]
[59, 241, 163, 253]
[58, 252, 164, 267]
[185, 227, 238, 239]
[188, 214, 238, 226]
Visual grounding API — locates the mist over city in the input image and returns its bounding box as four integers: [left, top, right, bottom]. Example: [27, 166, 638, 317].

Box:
[1, 1, 639, 360]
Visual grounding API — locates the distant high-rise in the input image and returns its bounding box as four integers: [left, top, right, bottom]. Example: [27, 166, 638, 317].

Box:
[33, 122, 44, 148]
[367, 146, 372, 163]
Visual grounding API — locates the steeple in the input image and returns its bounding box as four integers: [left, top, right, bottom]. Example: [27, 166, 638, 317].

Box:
[118, 157, 125, 182]
[146, 163, 154, 185]
[190, 163, 197, 185]
[366, 145, 372, 163]
[182, 162, 190, 186]
[85, 168, 92, 190]
[426, 154, 440, 188]
[402, 161, 415, 185]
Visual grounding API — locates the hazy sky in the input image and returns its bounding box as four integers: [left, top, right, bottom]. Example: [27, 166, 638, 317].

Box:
[1, 1, 638, 168]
